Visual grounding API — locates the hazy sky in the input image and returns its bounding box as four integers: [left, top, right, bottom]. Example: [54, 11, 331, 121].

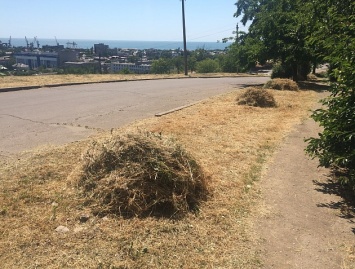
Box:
[1, 0, 246, 42]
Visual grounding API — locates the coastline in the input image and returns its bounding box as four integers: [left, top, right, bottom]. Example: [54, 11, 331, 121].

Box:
[1, 38, 231, 50]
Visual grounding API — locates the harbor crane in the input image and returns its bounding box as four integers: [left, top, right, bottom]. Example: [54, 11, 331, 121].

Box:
[66, 41, 77, 49]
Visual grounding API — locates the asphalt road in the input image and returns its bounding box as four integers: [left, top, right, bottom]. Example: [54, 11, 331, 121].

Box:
[0, 77, 268, 155]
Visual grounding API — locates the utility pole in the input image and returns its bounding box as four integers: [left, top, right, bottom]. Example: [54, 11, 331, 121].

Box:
[181, 0, 188, 76]
[236, 24, 239, 43]
[236, 24, 239, 73]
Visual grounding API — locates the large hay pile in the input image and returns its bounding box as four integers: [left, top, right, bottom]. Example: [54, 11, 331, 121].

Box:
[237, 87, 277, 108]
[263, 78, 299, 91]
[74, 132, 208, 218]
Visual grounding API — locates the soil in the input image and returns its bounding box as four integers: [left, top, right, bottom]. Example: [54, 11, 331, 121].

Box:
[254, 92, 355, 268]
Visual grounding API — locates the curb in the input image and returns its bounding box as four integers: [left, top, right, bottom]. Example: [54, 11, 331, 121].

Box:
[155, 101, 200, 117]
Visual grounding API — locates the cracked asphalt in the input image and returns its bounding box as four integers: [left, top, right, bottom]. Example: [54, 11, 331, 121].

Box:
[0, 77, 268, 156]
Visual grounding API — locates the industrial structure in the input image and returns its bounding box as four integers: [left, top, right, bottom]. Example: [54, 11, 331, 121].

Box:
[14, 50, 77, 69]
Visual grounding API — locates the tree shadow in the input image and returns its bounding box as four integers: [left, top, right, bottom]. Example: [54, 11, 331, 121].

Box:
[298, 81, 330, 92]
[313, 175, 355, 234]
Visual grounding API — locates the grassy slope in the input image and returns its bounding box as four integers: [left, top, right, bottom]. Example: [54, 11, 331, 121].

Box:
[0, 82, 321, 268]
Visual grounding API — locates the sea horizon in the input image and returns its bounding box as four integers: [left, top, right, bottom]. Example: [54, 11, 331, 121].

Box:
[1, 38, 231, 51]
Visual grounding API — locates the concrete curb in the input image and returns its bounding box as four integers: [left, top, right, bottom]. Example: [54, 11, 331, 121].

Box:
[155, 101, 200, 117]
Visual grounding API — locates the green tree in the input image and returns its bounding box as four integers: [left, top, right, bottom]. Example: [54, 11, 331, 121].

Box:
[172, 56, 184, 74]
[235, 0, 312, 80]
[191, 48, 210, 62]
[187, 55, 197, 73]
[196, 59, 220, 73]
[306, 0, 355, 190]
[221, 35, 265, 73]
[151, 58, 173, 74]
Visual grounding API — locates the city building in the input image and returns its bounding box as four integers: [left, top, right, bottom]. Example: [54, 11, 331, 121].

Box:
[14, 50, 77, 69]
[94, 43, 109, 56]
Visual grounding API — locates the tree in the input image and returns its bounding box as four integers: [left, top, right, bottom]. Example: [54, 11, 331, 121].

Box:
[306, 0, 355, 190]
[196, 59, 220, 73]
[187, 55, 197, 73]
[151, 58, 173, 74]
[234, 0, 312, 80]
[172, 56, 184, 74]
[221, 35, 265, 73]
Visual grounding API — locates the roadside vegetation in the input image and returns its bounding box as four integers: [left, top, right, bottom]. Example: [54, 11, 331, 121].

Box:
[227, 0, 355, 195]
[0, 79, 321, 268]
[0, 0, 353, 266]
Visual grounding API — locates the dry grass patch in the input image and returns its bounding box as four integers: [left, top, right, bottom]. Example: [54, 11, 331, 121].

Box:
[0, 74, 180, 88]
[236, 87, 277, 108]
[0, 87, 319, 268]
[0, 73, 250, 89]
[264, 78, 299, 91]
[71, 132, 208, 218]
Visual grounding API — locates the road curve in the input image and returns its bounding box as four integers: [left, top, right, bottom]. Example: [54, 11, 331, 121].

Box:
[0, 77, 268, 155]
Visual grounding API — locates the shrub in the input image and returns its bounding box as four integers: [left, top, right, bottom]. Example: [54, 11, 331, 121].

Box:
[74, 132, 209, 218]
[263, 78, 299, 91]
[196, 59, 220, 73]
[237, 87, 277, 108]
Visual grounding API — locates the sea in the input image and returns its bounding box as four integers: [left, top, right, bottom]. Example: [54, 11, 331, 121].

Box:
[1, 38, 230, 51]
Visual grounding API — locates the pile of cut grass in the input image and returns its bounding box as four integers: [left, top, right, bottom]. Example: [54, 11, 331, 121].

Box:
[236, 87, 277, 108]
[264, 78, 299, 91]
[73, 132, 208, 218]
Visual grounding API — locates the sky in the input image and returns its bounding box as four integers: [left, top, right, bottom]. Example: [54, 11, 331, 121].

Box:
[0, 0, 247, 42]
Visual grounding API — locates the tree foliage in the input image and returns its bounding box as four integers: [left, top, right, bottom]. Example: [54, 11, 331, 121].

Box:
[305, 0, 355, 189]
[196, 59, 220, 73]
[235, 0, 312, 80]
[233, 0, 355, 190]
[151, 58, 173, 74]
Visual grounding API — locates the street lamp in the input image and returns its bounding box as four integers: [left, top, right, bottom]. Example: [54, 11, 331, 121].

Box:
[181, 0, 188, 75]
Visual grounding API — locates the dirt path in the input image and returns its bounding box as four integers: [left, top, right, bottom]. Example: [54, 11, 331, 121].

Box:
[255, 94, 355, 268]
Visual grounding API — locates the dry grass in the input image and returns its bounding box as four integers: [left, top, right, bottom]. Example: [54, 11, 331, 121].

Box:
[72, 132, 208, 218]
[264, 78, 299, 91]
[0, 73, 254, 89]
[236, 87, 277, 108]
[0, 86, 319, 268]
[342, 244, 355, 269]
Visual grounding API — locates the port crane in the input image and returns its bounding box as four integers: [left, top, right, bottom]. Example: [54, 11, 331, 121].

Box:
[25, 36, 29, 48]
[66, 41, 77, 49]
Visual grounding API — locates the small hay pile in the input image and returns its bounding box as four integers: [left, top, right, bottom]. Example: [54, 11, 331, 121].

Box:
[73, 132, 208, 218]
[264, 78, 299, 91]
[237, 87, 277, 108]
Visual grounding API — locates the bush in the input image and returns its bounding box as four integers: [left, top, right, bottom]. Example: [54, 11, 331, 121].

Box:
[73, 132, 209, 218]
[263, 78, 299, 91]
[196, 59, 220, 73]
[236, 87, 277, 108]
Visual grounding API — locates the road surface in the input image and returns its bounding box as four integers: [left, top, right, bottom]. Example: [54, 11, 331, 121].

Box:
[0, 77, 268, 155]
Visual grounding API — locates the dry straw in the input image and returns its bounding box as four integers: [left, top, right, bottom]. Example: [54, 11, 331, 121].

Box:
[236, 87, 277, 108]
[74, 131, 209, 218]
[263, 78, 299, 91]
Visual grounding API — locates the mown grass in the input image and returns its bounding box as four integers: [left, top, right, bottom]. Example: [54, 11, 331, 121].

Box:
[0, 83, 321, 268]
